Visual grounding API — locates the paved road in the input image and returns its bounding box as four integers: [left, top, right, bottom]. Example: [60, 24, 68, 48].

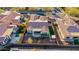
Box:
[2, 44, 79, 51]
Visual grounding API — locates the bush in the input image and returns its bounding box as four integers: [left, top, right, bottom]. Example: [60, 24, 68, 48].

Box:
[17, 25, 24, 33]
[74, 40, 79, 45]
[48, 26, 54, 36]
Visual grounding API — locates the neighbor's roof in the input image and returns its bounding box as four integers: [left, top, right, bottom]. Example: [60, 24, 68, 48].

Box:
[0, 11, 21, 36]
[15, 16, 20, 19]
[2, 28, 14, 37]
[0, 37, 5, 43]
[57, 17, 79, 37]
[0, 23, 9, 36]
[67, 26, 79, 32]
[0, 14, 6, 20]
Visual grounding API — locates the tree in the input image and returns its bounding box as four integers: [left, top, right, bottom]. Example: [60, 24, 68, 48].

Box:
[0, 8, 4, 13]
[74, 40, 79, 45]
[17, 25, 24, 33]
[61, 7, 65, 11]
[64, 7, 79, 17]
[10, 7, 26, 12]
[25, 7, 29, 10]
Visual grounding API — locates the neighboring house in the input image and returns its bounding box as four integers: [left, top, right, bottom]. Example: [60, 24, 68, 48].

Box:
[0, 11, 21, 45]
[56, 16, 79, 43]
[0, 14, 6, 20]
[0, 23, 18, 45]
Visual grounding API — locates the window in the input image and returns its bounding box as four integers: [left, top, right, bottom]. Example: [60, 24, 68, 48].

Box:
[34, 31, 41, 34]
